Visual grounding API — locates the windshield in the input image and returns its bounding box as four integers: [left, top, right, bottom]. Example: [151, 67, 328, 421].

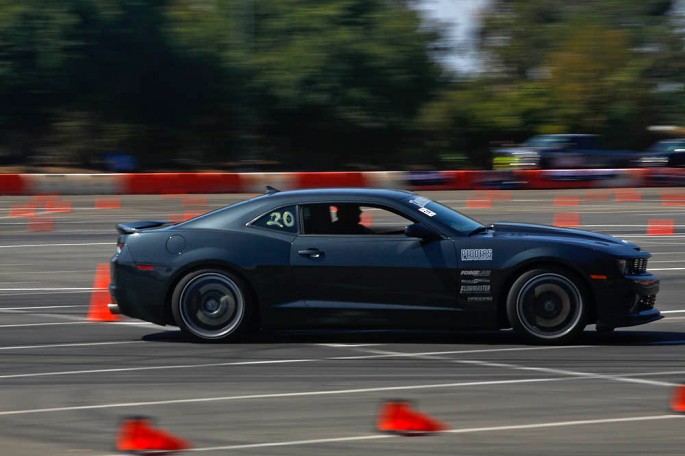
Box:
[402, 196, 483, 236]
[650, 140, 685, 153]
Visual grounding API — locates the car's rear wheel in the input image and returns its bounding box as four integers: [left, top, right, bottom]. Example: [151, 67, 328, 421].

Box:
[506, 268, 587, 344]
[172, 269, 252, 342]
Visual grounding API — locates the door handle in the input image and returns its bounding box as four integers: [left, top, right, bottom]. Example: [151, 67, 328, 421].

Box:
[298, 248, 324, 258]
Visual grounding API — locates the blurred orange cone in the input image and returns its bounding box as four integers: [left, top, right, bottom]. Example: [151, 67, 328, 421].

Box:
[183, 195, 207, 207]
[28, 215, 55, 232]
[376, 401, 448, 435]
[9, 204, 36, 218]
[87, 264, 120, 322]
[647, 219, 675, 236]
[615, 189, 642, 202]
[670, 385, 685, 413]
[553, 212, 580, 228]
[466, 198, 492, 209]
[554, 195, 580, 207]
[116, 416, 192, 454]
[95, 197, 122, 209]
[661, 193, 685, 207]
[360, 211, 373, 227]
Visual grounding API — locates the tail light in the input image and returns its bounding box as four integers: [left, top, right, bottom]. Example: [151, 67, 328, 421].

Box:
[116, 241, 125, 255]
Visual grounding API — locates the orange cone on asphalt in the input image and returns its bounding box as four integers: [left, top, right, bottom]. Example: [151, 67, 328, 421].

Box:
[670, 385, 685, 413]
[183, 195, 208, 207]
[28, 215, 55, 232]
[87, 264, 120, 322]
[116, 416, 192, 454]
[615, 189, 642, 202]
[553, 212, 581, 228]
[646, 219, 675, 236]
[376, 401, 448, 435]
[95, 197, 122, 209]
[553, 195, 580, 207]
[466, 198, 492, 209]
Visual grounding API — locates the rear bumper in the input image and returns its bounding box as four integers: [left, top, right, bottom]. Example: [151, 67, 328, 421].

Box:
[109, 262, 170, 326]
[595, 274, 661, 329]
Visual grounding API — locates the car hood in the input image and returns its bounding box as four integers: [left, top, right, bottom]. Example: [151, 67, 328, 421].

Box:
[491, 222, 642, 251]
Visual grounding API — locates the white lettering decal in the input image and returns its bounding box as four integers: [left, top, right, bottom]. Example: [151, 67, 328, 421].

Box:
[461, 270, 491, 277]
[460, 285, 491, 293]
[419, 207, 436, 217]
[266, 212, 284, 228]
[461, 249, 493, 261]
[282, 211, 295, 227]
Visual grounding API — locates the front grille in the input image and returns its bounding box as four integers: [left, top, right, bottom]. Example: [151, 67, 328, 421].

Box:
[631, 294, 656, 312]
[629, 258, 648, 275]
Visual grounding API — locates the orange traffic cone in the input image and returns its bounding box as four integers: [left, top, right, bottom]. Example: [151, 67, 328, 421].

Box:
[553, 195, 580, 207]
[95, 197, 122, 209]
[116, 416, 192, 454]
[87, 264, 120, 322]
[466, 198, 492, 209]
[646, 219, 675, 236]
[553, 212, 581, 228]
[376, 401, 449, 435]
[671, 385, 685, 413]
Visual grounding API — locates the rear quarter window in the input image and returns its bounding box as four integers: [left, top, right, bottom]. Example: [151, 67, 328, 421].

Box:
[251, 205, 298, 234]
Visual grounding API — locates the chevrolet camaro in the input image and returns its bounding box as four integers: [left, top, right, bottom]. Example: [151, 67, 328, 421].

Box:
[108, 187, 661, 344]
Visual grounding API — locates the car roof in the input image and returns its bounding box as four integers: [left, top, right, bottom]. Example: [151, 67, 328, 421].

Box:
[253, 187, 415, 203]
[178, 187, 418, 230]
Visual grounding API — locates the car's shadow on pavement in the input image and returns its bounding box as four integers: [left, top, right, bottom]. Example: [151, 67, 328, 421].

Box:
[141, 328, 685, 346]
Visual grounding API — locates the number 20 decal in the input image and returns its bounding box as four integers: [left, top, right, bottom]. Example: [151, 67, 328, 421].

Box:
[266, 210, 295, 228]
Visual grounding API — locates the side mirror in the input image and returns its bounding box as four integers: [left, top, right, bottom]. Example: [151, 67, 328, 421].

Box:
[404, 223, 440, 242]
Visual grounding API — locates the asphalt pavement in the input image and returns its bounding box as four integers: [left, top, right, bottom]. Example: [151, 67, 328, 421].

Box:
[0, 188, 684, 455]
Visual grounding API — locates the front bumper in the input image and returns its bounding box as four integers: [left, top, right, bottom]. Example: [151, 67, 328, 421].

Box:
[594, 274, 661, 329]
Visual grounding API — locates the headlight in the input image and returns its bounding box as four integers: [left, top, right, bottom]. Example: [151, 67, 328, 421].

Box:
[616, 259, 628, 275]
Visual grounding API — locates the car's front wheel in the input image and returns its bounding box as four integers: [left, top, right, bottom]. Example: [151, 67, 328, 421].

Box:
[506, 268, 587, 344]
[172, 269, 252, 342]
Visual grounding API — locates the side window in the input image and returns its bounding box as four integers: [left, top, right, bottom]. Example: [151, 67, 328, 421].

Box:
[252, 205, 298, 234]
[302, 203, 413, 235]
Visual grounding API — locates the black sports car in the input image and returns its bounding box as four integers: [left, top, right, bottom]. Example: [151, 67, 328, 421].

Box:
[109, 188, 661, 344]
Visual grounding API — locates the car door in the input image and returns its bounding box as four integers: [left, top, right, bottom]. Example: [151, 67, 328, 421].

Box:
[290, 203, 461, 329]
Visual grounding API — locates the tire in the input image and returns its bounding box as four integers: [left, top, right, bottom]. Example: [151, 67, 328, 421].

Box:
[171, 269, 252, 342]
[506, 267, 587, 344]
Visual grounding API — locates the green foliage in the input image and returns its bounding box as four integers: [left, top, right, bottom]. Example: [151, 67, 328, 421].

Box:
[426, 0, 685, 163]
[1, 0, 685, 169]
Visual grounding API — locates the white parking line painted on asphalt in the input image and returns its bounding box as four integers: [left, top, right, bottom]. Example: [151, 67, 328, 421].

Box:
[318, 343, 382, 348]
[0, 358, 319, 380]
[0, 305, 86, 311]
[0, 291, 97, 296]
[0, 288, 99, 292]
[661, 310, 685, 314]
[330, 345, 590, 360]
[0, 321, 157, 329]
[0, 377, 578, 416]
[0, 270, 93, 275]
[355, 348, 677, 387]
[647, 268, 685, 271]
[0, 341, 142, 351]
[184, 414, 683, 452]
[0, 243, 112, 249]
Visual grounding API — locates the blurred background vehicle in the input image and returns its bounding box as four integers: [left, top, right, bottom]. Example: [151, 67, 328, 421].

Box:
[636, 139, 685, 167]
[491, 134, 638, 169]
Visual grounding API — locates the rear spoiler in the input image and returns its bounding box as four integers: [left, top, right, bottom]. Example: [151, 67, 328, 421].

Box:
[116, 220, 170, 235]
